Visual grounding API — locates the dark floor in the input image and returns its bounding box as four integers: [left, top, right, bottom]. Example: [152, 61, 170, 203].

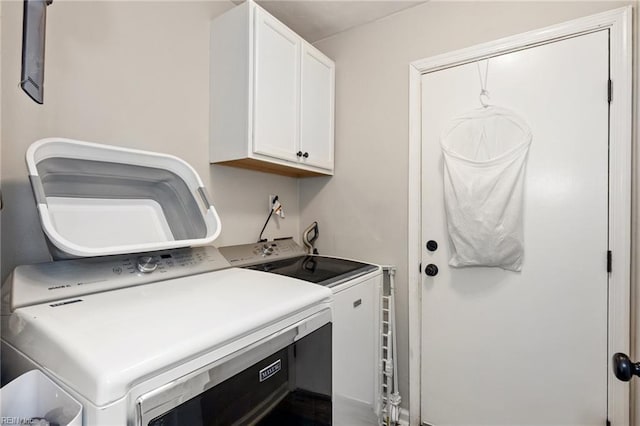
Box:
[258, 389, 332, 426]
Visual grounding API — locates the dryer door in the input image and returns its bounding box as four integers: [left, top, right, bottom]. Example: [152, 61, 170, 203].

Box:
[136, 309, 332, 426]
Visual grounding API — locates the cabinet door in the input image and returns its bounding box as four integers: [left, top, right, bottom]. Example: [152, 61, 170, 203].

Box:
[300, 43, 335, 170]
[333, 277, 378, 409]
[253, 8, 300, 162]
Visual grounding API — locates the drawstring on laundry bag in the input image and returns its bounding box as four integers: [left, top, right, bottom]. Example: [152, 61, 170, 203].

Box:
[476, 59, 491, 108]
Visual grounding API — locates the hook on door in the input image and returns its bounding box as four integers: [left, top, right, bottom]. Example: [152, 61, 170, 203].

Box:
[476, 59, 491, 108]
[479, 89, 490, 108]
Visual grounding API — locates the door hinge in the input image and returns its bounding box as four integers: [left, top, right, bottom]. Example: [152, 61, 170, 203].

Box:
[608, 79, 613, 103]
[606, 418, 611, 426]
[607, 250, 612, 273]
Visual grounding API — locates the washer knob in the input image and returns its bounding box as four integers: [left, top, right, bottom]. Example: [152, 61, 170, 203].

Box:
[136, 256, 158, 273]
[262, 245, 274, 256]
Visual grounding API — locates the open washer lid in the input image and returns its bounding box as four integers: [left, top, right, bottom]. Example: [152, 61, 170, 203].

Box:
[246, 255, 379, 287]
[1, 268, 332, 407]
[219, 239, 381, 288]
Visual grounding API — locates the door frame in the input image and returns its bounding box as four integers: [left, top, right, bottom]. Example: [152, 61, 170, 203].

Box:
[407, 7, 632, 426]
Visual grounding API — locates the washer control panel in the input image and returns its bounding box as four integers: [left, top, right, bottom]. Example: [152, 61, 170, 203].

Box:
[6, 246, 231, 311]
[219, 238, 307, 267]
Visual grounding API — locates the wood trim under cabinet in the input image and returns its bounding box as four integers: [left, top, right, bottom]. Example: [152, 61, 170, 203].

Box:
[215, 158, 331, 178]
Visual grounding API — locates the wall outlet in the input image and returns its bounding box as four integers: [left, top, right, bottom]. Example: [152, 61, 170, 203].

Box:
[269, 194, 278, 212]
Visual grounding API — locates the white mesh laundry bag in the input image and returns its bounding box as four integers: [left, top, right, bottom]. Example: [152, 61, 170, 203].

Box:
[441, 106, 532, 272]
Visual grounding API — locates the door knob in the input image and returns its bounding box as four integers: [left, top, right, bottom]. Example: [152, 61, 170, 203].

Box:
[303, 152, 309, 158]
[296, 151, 303, 157]
[425, 264, 438, 277]
[426, 240, 438, 252]
[612, 353, 640, 382]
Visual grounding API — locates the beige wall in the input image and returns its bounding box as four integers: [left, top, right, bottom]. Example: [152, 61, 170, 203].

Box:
[305, 0, 633, 411]
[1, 0, 301, 278]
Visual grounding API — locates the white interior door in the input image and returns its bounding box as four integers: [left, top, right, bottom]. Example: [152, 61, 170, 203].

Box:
[420, 30, 609, 425]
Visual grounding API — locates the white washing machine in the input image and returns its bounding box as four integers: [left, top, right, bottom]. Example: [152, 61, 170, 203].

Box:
[219, 239, 383, 425]
[1, 245, 334, 425]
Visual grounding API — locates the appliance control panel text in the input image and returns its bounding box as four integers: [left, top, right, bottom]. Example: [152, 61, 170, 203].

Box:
[219, 238, 307, 267]
[4, 246, 231, 311]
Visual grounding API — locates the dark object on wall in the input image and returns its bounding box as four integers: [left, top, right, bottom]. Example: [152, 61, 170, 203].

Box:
[21, 0, 53, 104]
[302, 221, 319, 255]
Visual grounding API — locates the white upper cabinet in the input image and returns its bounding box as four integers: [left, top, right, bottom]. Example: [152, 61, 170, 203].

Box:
[210, 1, 335, 177]
[300, 43, 335, 170]
[253, 9, 300, 163]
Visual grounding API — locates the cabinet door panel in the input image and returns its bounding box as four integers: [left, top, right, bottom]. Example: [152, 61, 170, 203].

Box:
[300, 44, 334, 170]
[253, 9, 299, 161]
[333, 278, 377, 407]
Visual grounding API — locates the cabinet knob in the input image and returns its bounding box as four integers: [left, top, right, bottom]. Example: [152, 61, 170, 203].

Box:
[296, 151, 303, 157]
[303, 152, 309, 158]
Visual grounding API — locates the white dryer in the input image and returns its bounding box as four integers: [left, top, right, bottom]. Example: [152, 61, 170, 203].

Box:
[220, 239, 383, 425]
